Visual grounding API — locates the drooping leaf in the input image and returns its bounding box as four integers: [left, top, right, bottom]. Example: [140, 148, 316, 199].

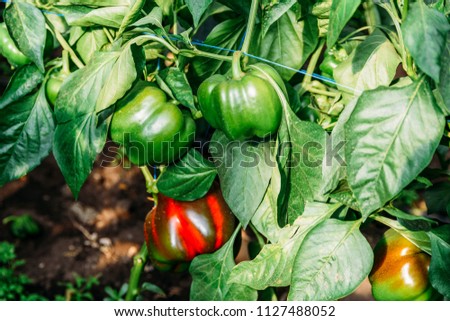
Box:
[96, 45, 143, 112]
[131, 7, 163, 28]
[261, 0, 297, 37]
[157, 67, 196, 112]
[384, 207, 437, 231]
[157, 150, 217, 201]
[345, 80, 445, 217]
[402, 1, 450, 83]
[230, 203, 340, 290]
[4, 2, 46, 72]
[209, 131, 275, 227]
[428, 225, 450, 298]
[327, 0, 362, 48]
[185, 0, 214, 26]
[71, 6, 129, 28]
[424, 182, 450, 216]
[55, 0, 132, 6]
[320, 99, 357, 195]
[116, 0, 146, 37]
[438, 31, 450, 111]
[0, 86, 54, 186]
[288, 219, 373, 300]
[189, 229, 257, 300]
[373, 214, 432, 254]
[191, 18, 245, 80]
[256, 10, 318, 80]
[53, 52, 120, 197]
[0, 64, 44, 110]
[334, 29, 400, 97]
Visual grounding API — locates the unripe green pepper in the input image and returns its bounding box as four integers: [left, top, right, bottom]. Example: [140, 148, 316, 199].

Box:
[45, 70, 69, 106]
[0, 23, 31, 67]
[144, 184, 235, 271]
[197, 52, 285, 141]
[369, 229, 440, 301]
[110, 81, 196, 166]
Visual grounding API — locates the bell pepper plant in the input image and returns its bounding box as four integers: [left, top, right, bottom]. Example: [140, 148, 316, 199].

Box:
[0, 0, 449, 302]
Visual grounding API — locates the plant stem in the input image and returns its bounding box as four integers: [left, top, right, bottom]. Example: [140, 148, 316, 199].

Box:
[45, 19, 85, 69]
[178, 49, 233, 62]
[241, 0, 259, 64]
[61, 50, 71, 75]
[307, 86, 340, 97]
[401, 0, 409, 19]
[140, 166, 158, 197]
[103, 27, 114, 43]
[363, 0, 380, 33]
[125, 243, 149, 301]
[299, 39, 325, 96]
[338, 26, 372, 43]
[232, 51, 244, 80]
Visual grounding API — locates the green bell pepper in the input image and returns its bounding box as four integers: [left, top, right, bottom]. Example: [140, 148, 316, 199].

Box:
[110, 81, 196, 166]
[197, 52, 285, 141]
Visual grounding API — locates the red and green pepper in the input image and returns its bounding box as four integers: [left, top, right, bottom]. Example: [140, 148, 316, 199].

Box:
[144, 185, 235, 271]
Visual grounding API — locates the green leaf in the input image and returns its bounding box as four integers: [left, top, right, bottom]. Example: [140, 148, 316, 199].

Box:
[428, 225, 450, 298]
[75, 28, 109, 65]
[189, 229, 257, 300]
[157, 67, 196, 111]
[209, 131, 274, 227]
[157, 150, 217, 201]
[0, 86, 54, 186]
[0, 65, 44, 110]
[345, 79, 445, 217]
[280, 105, 327, 224]
[230, 203, 340, 290]
[329, 181, 361, 211]
[250, 167, 283, 243]
[191, 18, 245, 80]
[384, 207, 437, 231]
[288, 219, 373, 300]
[373, 214, 432, 253]
[131, 7, 163, 28]
[185, 0, 213, 26]
[438, 31, 450, 111]
[155, 0, 173, 16]
[256, 10, 318, 80]
[56, 0, 132, 6]
[321, 99, 357, 195]
[327, 0, 362, 48]
[53, 52, 119, 197]
[334, 29, 400, 96]
[424, 182, 450, 215]
[71, 6, 129, 28]
[4, 2, 46, 72]
[261, 0, 297, 37]
[402, 1, 450, 83]
[116, 0, 146, 37]
[96, 45, 143, 112]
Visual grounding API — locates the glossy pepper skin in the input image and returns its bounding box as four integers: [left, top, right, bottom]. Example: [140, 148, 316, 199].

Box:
[46, 71, 69, 106]
[110, 81, 196, 166]
[144, 185, 235, 271]
[0, 23, 31, 67]
[369, 229, 439, 301]
[197, 61, 284, 141]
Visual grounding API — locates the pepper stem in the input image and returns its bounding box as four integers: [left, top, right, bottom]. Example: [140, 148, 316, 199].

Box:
[232, 51, 244, 80]
[125, 243, 149, 301]
[241, 0, 260, 65]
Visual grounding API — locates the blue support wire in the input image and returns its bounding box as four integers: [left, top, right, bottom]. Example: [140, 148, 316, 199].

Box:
[0, 0, 362, 94]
